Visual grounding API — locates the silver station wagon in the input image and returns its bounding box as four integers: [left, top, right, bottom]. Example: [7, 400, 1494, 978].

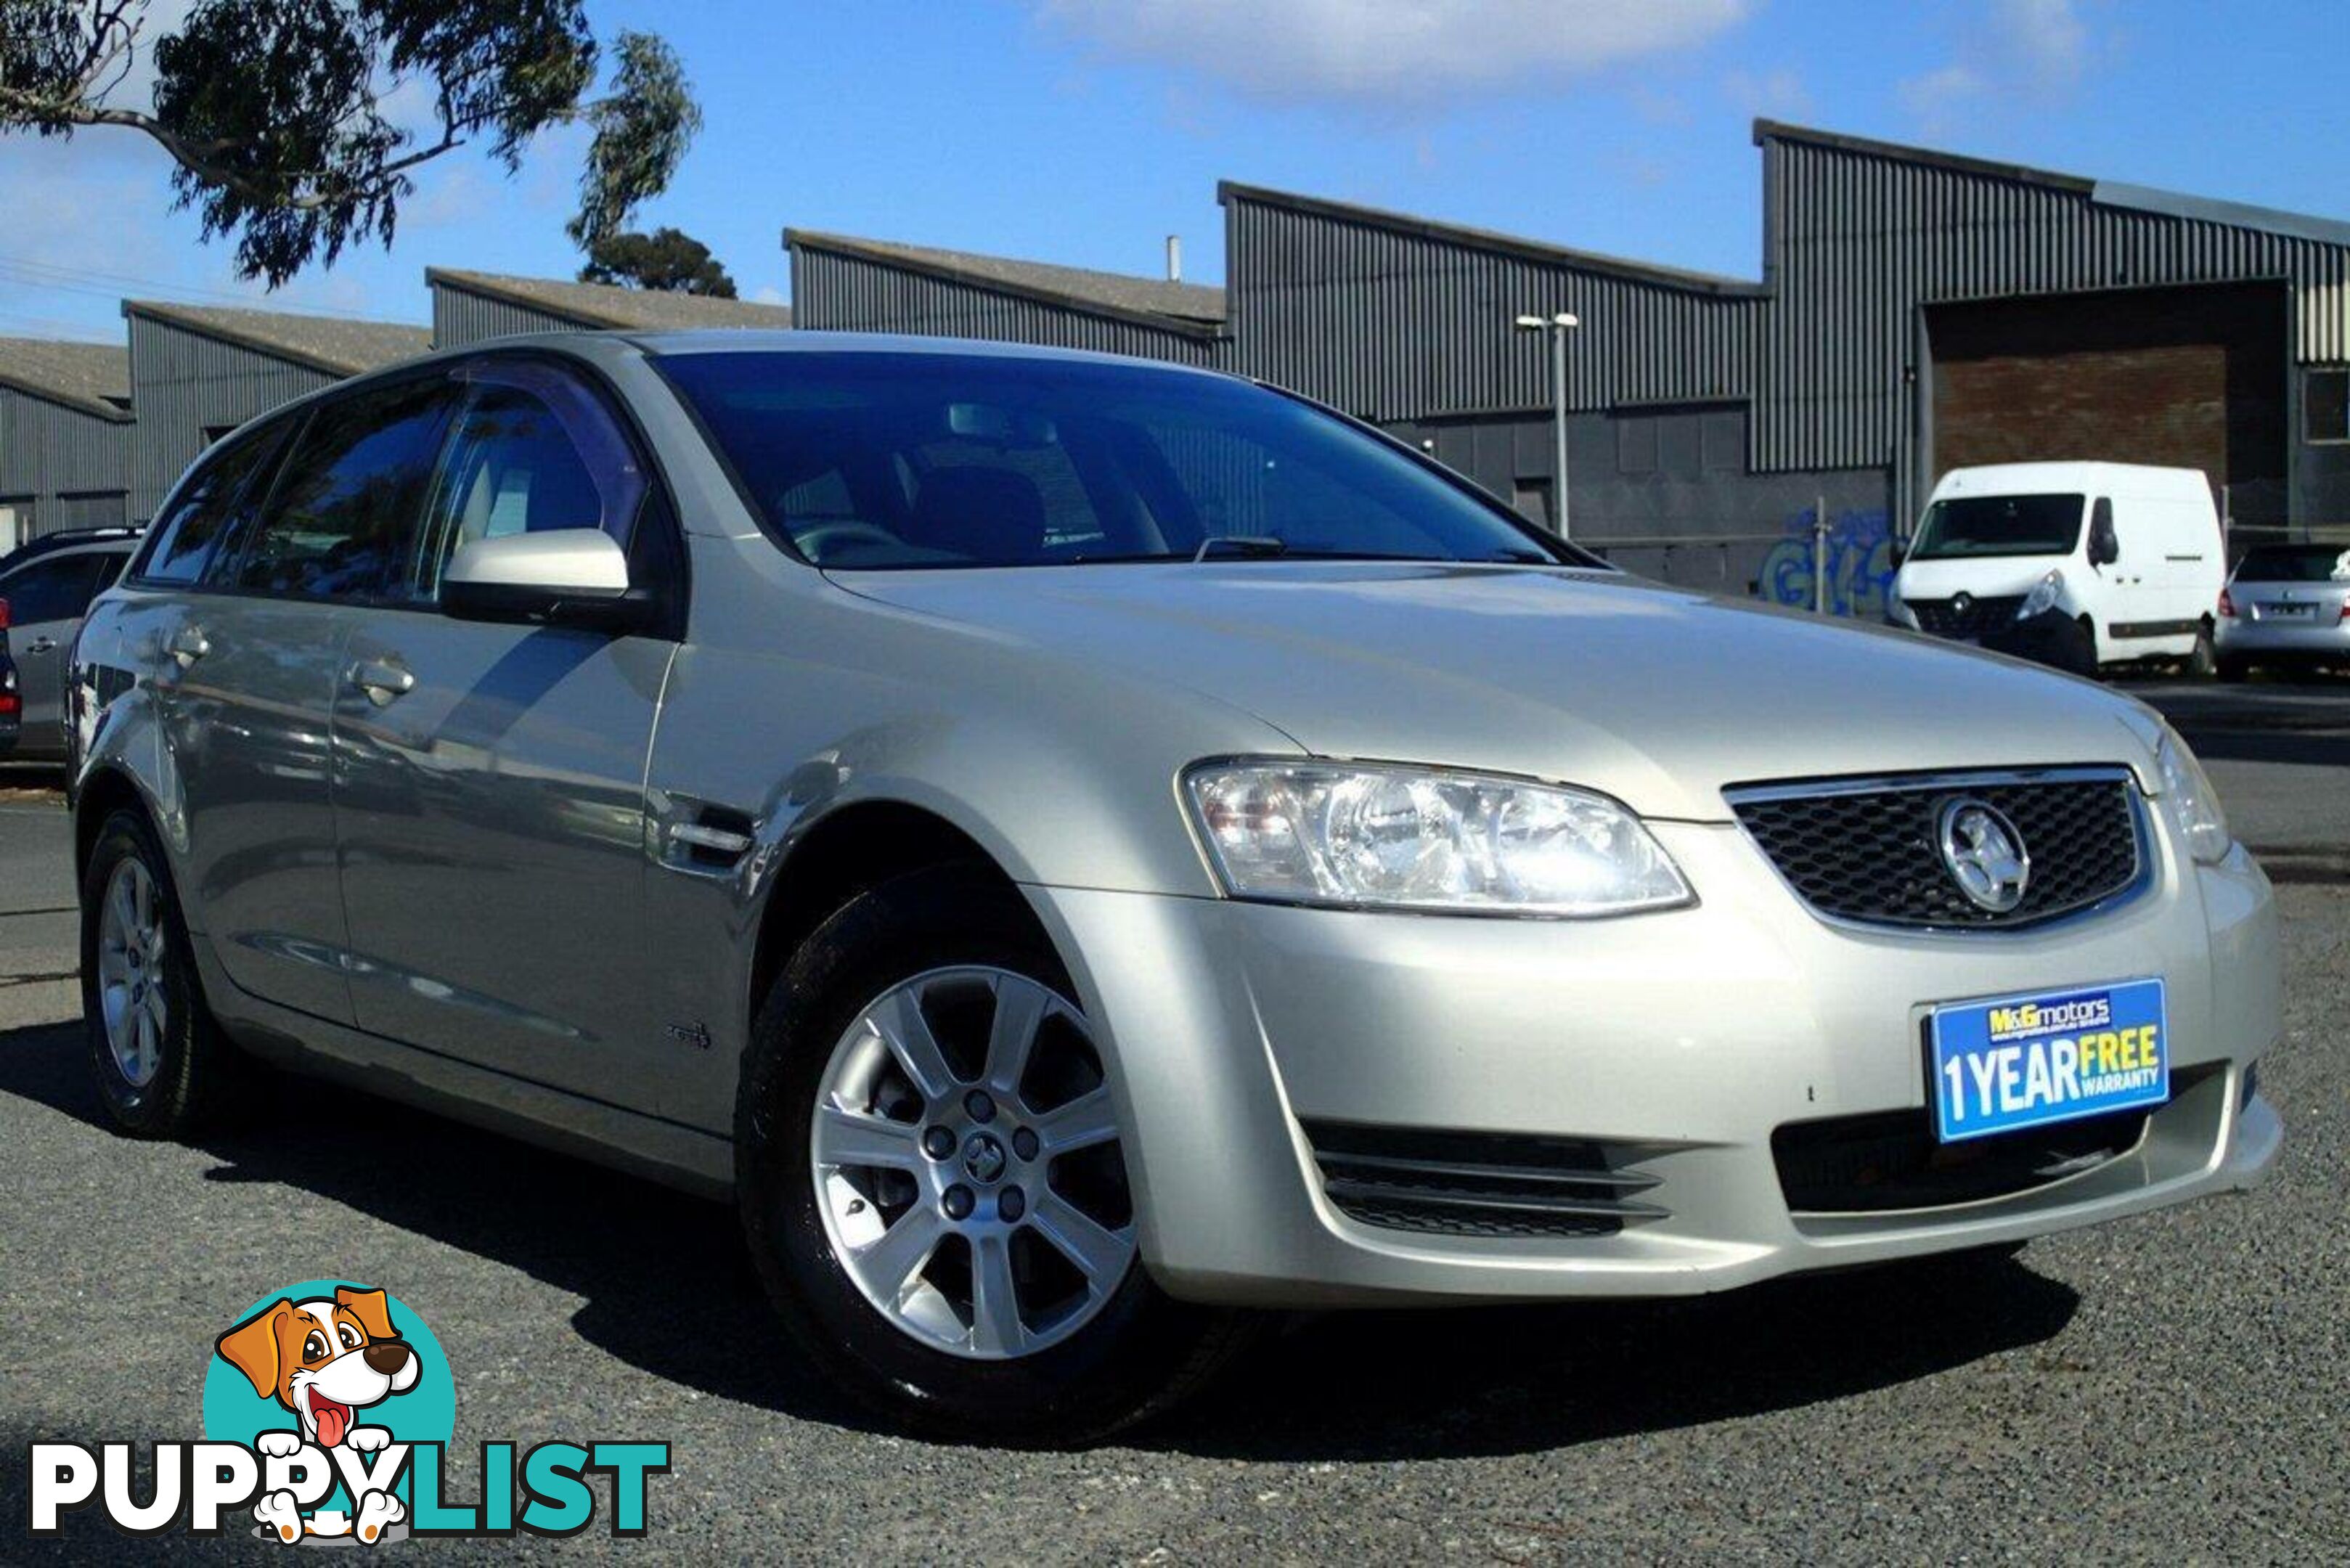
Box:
[70, 332, 2280, 1440]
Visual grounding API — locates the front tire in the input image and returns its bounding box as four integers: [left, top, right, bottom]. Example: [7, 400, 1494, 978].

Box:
[735, 865, 1249, 1442]
[80, 808, 242, 1137]
[2186, 624, 2217, 678]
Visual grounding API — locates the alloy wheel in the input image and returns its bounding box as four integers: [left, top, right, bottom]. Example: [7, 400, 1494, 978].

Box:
[809, 966, 1135, 1360]
[96, 857, 168, 1088]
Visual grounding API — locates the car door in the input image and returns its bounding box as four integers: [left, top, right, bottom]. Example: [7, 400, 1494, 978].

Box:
[163, 376, 459, 1024]
[0, 549, 110, 754]
[331, 358, 678, 1103]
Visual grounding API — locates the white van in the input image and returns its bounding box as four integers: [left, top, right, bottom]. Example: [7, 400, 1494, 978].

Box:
[1889, 462, 2226, 675]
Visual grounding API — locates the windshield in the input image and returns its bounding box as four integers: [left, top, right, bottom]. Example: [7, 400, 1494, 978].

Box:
[1911, 494, 2085, 560]
[658, 350, 1578, 569]
[2234, 544, 2350, 583]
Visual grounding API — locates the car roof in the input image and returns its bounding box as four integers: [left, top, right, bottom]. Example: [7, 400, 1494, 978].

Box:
[0, 529, 142, 571]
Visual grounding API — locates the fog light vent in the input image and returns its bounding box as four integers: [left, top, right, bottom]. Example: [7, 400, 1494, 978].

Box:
[1298, 1120, 1669, 1238]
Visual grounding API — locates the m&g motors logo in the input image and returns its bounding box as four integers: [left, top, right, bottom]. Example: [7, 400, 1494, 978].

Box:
[28, 1281, 668, 1545]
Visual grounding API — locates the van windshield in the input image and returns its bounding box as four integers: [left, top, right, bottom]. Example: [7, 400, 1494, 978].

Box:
[1911, 494, 2084, 560]
[656, 350, 1584, 570]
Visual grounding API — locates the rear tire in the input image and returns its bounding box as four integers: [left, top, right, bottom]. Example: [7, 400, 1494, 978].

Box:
[79, 808, 245, 1137]
[735, 865, 1252, 1442]
[2186, 624, 2217, 679]
[2216, 654, 2251, 683]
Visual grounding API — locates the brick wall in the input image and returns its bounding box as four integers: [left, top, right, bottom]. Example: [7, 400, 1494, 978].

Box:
[1927, 281, 2288, 522]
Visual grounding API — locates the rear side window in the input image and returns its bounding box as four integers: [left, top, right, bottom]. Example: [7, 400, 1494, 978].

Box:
[0, 552, 109, 623]
[232, 377, 457, 601]
[402, 366, 648, 603]
[138, 426, 287, 585]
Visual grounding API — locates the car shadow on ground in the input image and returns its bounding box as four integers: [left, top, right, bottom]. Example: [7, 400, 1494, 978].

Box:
[0, 1018, 2079, 1462]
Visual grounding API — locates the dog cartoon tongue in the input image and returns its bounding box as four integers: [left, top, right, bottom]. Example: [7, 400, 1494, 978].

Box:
[312, 1395, 351, 1448]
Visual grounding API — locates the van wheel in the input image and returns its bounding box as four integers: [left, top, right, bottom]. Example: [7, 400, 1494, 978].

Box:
[735, 865, 1252, 1442]
[2060, 616, 2100, 677]
[2186, 624, 2217, 678]
[80, 809, 244, 1137]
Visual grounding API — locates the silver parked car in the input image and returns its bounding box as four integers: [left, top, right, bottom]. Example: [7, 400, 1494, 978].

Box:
[0, 528, 139, 759]
[69, 334, 2280, 1439]
[2215, 542, 2350, 680]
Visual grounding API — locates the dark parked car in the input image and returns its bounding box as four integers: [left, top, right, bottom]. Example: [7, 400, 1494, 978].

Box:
[0, 528, 139, 759]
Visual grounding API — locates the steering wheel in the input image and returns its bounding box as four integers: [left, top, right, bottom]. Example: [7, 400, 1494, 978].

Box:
[793, 520, 907, 564]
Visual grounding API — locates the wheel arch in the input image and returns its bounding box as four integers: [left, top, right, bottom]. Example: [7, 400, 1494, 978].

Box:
[746, 799, 1047, 1026]
[73, 765, 154, 886]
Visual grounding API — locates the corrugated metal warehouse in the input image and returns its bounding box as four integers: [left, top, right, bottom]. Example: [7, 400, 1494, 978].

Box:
[5, 115, 2346, 606]
[120, 302, 433, 521]
[0, 338, 134, 547]
[790, 118, 2350, 611]
[427, 268, 793, 348]
[785, 232, 1225, 365]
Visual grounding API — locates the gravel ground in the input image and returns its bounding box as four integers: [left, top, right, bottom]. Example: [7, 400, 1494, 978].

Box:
[1, 686, 2345, 1562]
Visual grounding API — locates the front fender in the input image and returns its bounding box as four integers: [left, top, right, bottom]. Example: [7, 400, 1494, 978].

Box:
[68, 598, 197, 912]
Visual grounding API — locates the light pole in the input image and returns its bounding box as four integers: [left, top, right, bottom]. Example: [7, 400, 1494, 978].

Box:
[1514, 311, 1580, 538]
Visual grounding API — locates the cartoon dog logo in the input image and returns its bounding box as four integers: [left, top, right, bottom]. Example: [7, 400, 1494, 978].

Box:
[216, 1286, 418, 1544]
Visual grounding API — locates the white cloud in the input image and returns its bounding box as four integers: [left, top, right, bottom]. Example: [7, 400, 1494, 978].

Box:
[1897, 0, 2095, 136]
[2002, 0, 2089, 89]
[1896, 62, 1981, 128]
[1723, 66, 1811, 118]
[1036, 0, 1751, 108]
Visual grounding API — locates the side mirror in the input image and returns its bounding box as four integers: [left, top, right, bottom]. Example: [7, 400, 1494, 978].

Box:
[441, 531, 648, 632]
[1887, 538, 1908, 568]
[2089, 525, 2120, 567]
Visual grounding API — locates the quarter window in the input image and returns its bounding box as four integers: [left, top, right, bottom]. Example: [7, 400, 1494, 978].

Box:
[232, 378, 457, 601]
[139, 425, 288, 585]
[404, 366, 647, 603]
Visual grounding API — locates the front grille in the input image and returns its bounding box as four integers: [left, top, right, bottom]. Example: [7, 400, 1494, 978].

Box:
[1773, 1064, 2211, 1213]
[1728, 771, 2144, 931]
[1908, 594, 2025, 639]
[1300, 1120, 1668, 1238]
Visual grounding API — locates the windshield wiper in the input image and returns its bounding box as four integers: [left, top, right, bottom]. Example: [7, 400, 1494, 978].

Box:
[1192, 535, 1289, 563]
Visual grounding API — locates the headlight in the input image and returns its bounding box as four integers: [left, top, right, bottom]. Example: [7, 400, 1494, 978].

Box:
[1183, 760, 1693, 916]
[2017, 568, 2065, 621]
[2154, 729, 2231, 865]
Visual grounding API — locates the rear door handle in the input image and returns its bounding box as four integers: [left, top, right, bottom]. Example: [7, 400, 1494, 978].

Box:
[166, 626, 210, 667]
[23, 636, 57, 656]
[350, 657, 415, 706]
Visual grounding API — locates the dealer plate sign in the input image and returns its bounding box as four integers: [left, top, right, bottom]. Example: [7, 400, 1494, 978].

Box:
[1928, 979, 2168, 1143]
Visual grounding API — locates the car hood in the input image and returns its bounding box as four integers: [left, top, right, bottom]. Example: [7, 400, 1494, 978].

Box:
[831, 562, 2161, 821]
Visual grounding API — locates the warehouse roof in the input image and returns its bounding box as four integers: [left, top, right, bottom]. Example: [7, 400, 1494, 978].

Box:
[427, 268, 795, 331]
[786, 229, 1228, 335]
[1755, 119, 2350, 249]
[122, 301, 431, 377]
[1215, 181, 1768, 297]
[0, 336, 132, 422]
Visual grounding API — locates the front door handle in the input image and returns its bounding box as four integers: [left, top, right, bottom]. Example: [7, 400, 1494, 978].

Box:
[166, 626, 210, 668]
[23, 636, 57, 656]
[350, 657, 416, 706]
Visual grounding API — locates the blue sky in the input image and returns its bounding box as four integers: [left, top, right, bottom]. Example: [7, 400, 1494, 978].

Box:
[4, 1, 2344, 341]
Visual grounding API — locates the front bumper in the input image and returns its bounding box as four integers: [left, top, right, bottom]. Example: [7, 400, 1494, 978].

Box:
[1029, 817, 2280, 1307]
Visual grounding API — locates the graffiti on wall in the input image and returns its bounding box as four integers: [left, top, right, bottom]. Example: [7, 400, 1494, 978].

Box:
[1755, 506, 1898, 619]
